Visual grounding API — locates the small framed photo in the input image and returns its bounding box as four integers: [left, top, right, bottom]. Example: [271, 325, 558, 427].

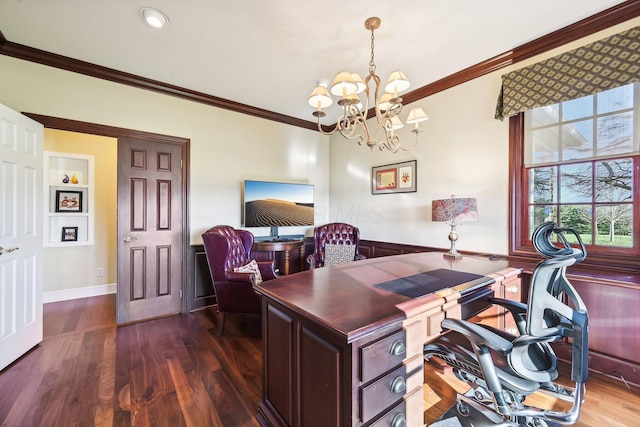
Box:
[372, 160, 417, 195]
[61, 226, 78, 242]
[55, 190, 82, 212]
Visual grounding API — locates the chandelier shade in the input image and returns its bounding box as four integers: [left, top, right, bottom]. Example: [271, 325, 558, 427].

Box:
[330, 72, 359, 97]
[307, 17, 428, 153]
[384, 71, 410, 94]
[308, 86, 333, 110]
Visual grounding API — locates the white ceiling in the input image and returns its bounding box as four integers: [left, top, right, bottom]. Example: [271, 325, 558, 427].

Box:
[0, 0, 628, 124]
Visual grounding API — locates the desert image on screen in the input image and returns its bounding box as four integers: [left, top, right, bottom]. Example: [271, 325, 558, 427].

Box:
[244, 199, 314, 227]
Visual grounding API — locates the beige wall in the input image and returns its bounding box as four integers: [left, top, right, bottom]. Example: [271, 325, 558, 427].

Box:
[328, 17, 640, 256]
[0, 16, 637, 293]
[43, 130, 117, 291]
[0, 56, 329, 294]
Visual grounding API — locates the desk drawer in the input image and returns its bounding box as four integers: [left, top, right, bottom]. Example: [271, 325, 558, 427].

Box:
[368, 386, 423, 427]
[360, 321, 422, 383]
[360, 355, 423, 423]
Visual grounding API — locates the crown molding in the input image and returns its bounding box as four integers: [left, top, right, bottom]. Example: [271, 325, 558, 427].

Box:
[2, 0, 639, 131]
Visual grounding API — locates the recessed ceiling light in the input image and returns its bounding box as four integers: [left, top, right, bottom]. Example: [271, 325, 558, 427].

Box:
[140, 7, 169, 29]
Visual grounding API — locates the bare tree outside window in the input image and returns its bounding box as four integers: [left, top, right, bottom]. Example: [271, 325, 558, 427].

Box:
[525, 83, 637, 249]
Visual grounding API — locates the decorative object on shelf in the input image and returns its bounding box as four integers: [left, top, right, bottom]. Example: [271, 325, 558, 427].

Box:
[307, 17, 429, 153]
[432, 195, 478, 259]
[371, 160, 417, 195]
[55, 190, 83, 213]
[62, 174, 69, 183]
[71, 174, 79, 184]
[61, 226, 78, 242]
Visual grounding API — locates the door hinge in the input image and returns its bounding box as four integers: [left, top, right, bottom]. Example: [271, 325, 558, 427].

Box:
[180, 160, 183, 168]
[180, 289, 183, 299]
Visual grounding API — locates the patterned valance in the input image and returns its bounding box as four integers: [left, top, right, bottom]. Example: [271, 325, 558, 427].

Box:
[495, 26, 640, 120]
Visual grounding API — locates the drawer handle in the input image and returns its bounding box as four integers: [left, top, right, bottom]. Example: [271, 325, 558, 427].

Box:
[507, 286, 519, 293]
[391, 412, 406, 427]
[390, 376, 406, 394]
[389, 340, 406, 356]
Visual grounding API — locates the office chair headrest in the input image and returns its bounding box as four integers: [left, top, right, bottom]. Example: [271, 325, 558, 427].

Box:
[532, 222, 586, 263]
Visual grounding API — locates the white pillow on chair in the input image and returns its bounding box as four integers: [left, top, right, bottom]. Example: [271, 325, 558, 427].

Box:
[324, 244, 356, 267]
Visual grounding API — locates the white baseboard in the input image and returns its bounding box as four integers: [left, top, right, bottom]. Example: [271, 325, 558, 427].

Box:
[44, 283, 117, 304]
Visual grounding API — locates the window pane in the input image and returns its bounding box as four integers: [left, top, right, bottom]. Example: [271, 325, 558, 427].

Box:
[562, 95, 593, 121]
[529, 167, 556, 203]
[561, 120, 593, 160]
[529, 205, 556, 238]
[560, 163, 592, 203]
[530, 104, 560, 126]
[559, 205, 592, 244]
[528, 127, 559, 164]
[596, 112, 634, 156]
[597, 84, 634, 114]
[595, 204, 633, 247]
[595, 159, 633, 202]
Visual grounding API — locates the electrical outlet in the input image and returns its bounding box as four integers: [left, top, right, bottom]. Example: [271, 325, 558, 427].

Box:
[97, 268, 104, 277]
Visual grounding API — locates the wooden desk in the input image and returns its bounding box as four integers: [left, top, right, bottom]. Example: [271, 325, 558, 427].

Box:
[254, 252, 520, 427]
[253, 239, 305, 276]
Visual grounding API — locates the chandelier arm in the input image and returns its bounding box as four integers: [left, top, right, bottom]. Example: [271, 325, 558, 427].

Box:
[316, 118, 339, 136]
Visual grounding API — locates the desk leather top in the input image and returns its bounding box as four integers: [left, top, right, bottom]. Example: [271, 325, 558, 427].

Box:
[254, 252, 514, 342]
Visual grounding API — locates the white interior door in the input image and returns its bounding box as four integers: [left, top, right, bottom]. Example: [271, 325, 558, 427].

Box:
[0, 103, 44, 371]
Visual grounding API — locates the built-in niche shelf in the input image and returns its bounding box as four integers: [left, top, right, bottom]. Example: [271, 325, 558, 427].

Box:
[44, 151, 94, 247]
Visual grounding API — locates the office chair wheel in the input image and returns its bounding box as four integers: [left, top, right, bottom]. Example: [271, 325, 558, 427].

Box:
[456, 401, 471, 417]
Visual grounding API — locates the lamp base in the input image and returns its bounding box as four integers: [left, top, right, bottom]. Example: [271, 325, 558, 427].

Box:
[444, 223, 463, 259]
[443, 251, 462, 259]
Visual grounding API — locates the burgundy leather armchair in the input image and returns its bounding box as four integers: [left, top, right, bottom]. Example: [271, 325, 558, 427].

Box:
[202, 225, 277, 336]
[306, 222, 366, 269]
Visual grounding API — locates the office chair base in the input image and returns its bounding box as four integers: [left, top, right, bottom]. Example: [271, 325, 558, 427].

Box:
[456, 390, 553, 426]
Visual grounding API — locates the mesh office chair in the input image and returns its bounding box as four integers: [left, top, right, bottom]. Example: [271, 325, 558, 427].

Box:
[424, 222, 589, 426]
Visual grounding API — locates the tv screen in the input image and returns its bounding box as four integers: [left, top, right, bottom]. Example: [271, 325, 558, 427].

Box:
[243, 180, 314, 228]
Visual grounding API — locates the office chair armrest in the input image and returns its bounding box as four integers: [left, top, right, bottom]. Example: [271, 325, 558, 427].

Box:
[442, 318, 513, 354]
[490, 297, 528, 335]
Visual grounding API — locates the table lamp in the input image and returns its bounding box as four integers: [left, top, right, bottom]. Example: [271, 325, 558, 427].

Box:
[432, 195, 478, 259]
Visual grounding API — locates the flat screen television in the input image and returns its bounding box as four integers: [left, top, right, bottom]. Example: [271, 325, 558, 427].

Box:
[243, 180, 314, 238]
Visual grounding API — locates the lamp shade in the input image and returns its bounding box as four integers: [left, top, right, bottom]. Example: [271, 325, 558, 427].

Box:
[351, 73, 366, 94]
[378, 93, 394, 112]
[384, 70, 410, 94]
[388, 115, 404, 130]
[330, 71, 358, 97]
[406, 108, 429, 124]
[432, 196, 478, 223]
[308, 86, 333, 109]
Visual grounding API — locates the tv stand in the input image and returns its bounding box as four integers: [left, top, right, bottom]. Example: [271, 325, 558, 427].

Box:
[253, 238, 305, 276]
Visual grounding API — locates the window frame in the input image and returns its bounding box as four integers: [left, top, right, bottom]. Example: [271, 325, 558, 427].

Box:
[509, 113, 640, 271]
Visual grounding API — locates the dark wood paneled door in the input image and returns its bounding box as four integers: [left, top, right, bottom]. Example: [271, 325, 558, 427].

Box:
[117, 137, 184, 324]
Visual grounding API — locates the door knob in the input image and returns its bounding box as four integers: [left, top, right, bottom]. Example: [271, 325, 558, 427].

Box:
[0, 246, 19, 256]
[123, 236, 137, 243]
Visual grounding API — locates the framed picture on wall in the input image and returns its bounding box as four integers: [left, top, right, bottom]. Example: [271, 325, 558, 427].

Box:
[61, 226, 78, 242]
[55, 190, 83, 212]
[371, 160, 417, 195]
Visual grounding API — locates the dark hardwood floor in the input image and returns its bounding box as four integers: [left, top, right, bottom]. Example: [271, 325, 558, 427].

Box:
[0, 294, 638, 426]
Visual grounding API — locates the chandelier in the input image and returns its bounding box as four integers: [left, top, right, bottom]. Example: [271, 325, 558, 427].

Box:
[307, 17, 429, 153]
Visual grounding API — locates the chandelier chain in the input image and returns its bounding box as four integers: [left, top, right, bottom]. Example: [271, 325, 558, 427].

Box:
[369, 28, 376, 75]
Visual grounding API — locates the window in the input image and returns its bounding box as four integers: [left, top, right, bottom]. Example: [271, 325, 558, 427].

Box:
[512, 82, 640, 265]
